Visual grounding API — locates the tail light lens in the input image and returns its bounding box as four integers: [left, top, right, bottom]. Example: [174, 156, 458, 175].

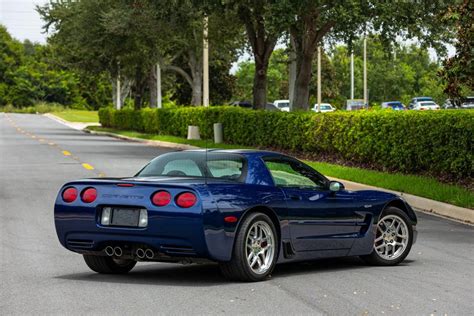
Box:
[151, 190, 171, 206]
[62, 187, 78, 203]
[176, 192, 197, 208]
[81, 187, 97, 203]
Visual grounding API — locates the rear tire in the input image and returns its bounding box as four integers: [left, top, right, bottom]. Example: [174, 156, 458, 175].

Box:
[83, 255, 136, 274]
[219, 213, 278, 282]
[361, 207, 414, 266]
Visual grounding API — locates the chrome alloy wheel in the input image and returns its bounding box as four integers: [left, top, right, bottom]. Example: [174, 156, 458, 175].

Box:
[374, 214, 409, 260]
[245, 220, 275, 274]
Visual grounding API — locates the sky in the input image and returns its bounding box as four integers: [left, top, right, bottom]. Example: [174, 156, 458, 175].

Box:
[1, 0, 454, 66]
[0, 0, 49, 43]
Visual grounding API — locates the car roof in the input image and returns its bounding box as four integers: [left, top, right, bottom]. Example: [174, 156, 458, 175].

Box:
[183, 148, 286, 158]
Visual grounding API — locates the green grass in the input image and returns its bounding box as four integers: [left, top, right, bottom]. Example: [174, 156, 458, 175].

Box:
[87, 126, 252, 149]
[52, 110, 99, 123]
[87, 126, 474, 209]
[305, 161, 473, 209]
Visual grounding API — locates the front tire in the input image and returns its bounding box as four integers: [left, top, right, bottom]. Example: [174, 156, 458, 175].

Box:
[83, 255, 136, 274]
[361, 206, 414, 266]
[220, 213, 278, 282]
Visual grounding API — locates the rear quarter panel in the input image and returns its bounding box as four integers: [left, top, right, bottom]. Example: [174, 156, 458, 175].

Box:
[203, 183, 288, 261]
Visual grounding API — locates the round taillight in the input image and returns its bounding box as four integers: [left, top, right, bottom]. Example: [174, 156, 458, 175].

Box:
[151, 191, 171, 206]
[62, 187, 78, 203]
[176, 192, 197, 208]
[81, 187, 97, 203]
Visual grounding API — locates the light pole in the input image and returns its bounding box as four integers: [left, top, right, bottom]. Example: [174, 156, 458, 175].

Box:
[363, 37, 367, 108]
[203, 16, 209, 107]
[350, 52, 354, 100]
[317, 46, 321, 112]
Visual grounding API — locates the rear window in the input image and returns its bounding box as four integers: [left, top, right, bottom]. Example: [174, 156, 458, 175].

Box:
[137, 152, 246, 182]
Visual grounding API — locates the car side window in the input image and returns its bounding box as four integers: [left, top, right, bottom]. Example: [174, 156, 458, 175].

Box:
[162, 159, 202, 176]
[263, 158, 327, 189]
[207, 159, 243, 180]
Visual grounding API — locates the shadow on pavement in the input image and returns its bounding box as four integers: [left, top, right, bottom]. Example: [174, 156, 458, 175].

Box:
[55, 257, 414, 286]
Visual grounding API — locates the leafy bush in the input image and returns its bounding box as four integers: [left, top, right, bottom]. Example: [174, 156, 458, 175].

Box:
[99, 107, 474, 178]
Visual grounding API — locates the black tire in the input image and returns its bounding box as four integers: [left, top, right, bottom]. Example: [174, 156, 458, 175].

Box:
[360, 206, 414, 266]
[83, 255, 136, 274]
[219, 212, 278, 282]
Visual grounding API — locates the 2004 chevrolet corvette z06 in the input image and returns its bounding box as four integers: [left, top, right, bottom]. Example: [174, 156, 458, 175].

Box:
[54, 150, 417, 282]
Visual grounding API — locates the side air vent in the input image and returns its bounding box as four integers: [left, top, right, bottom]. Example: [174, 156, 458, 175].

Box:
[160, 245, 196, 256]
[67, 239, 94, 249]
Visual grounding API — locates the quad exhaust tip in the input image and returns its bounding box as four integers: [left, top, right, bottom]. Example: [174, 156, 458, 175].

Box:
[113, 246, 123, 257]
[136, 248, 145, 259]
[145, 249, 154, 259]
[105, 246, 114, 256]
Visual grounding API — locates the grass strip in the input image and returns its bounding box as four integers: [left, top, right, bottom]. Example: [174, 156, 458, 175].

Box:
[52, 110, 99, 123]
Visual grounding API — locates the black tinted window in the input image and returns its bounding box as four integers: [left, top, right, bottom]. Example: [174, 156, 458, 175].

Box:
[137, 152, 246, 182]
[263, 157, 328, 189]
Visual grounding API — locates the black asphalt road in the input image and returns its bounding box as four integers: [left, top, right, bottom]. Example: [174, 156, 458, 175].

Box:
[1, 113, 473, 315]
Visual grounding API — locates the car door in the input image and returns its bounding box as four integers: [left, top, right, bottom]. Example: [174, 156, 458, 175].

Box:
[263, 157, 363, 253]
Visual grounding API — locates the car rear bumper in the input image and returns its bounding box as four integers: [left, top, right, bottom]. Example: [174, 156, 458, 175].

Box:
[55, 204, 210, 260]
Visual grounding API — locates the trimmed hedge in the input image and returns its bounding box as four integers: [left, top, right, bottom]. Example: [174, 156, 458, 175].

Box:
[99, 107, 474, 179]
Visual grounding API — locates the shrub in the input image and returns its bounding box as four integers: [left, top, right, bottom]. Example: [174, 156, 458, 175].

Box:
[98, 107, 474, 179]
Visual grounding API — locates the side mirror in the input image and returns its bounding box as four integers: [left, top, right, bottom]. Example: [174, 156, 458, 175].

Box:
[329, 181, 344, 192]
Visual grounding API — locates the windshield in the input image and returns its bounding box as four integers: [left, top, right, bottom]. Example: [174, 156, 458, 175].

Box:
[276, 102, 289, 108]
[137, 152, 246, 182]
[388, 102, 402, 107]
[420, 102, 436, 106]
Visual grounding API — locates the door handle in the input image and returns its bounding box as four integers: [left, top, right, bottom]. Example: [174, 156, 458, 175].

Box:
[288, 194, 302, 201]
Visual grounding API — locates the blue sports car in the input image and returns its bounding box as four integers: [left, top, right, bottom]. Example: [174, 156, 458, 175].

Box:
[54, 150, 417, 281]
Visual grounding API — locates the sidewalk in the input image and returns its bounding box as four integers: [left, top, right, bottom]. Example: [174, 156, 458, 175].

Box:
[46, 113, 474, 225]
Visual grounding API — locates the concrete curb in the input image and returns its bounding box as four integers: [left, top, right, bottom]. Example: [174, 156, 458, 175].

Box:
[85, 129, 199, 150]
[44, 113, 100, 130]
[330, 177, 474, 225]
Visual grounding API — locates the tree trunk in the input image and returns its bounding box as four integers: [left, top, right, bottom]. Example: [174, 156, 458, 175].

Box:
[134, 65, 145, 110]
[237, 4, 278, 110]
[111, 75, 131, 109]
[293, 52, 314, 110]
[191, 72, 202, 106]
[148, 66, 157, 108]
[290, 13, 335, 110]
[188, 50, 203, 106]
[253, 60, 268, 109]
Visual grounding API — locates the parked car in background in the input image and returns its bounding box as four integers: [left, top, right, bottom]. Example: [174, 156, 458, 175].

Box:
[312, 103, 336, 113]
[413, 101, 440, 110]
[445, 97, 474, 109]
[346, 99, 367, 111]
[230, 100, 253, 108]
[265, 103, 279, 111]
[273, 100, 290, 112]
[381, 101, 406, 111]
[461, 97, 474, 109]
[408, 97, 433, 109]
